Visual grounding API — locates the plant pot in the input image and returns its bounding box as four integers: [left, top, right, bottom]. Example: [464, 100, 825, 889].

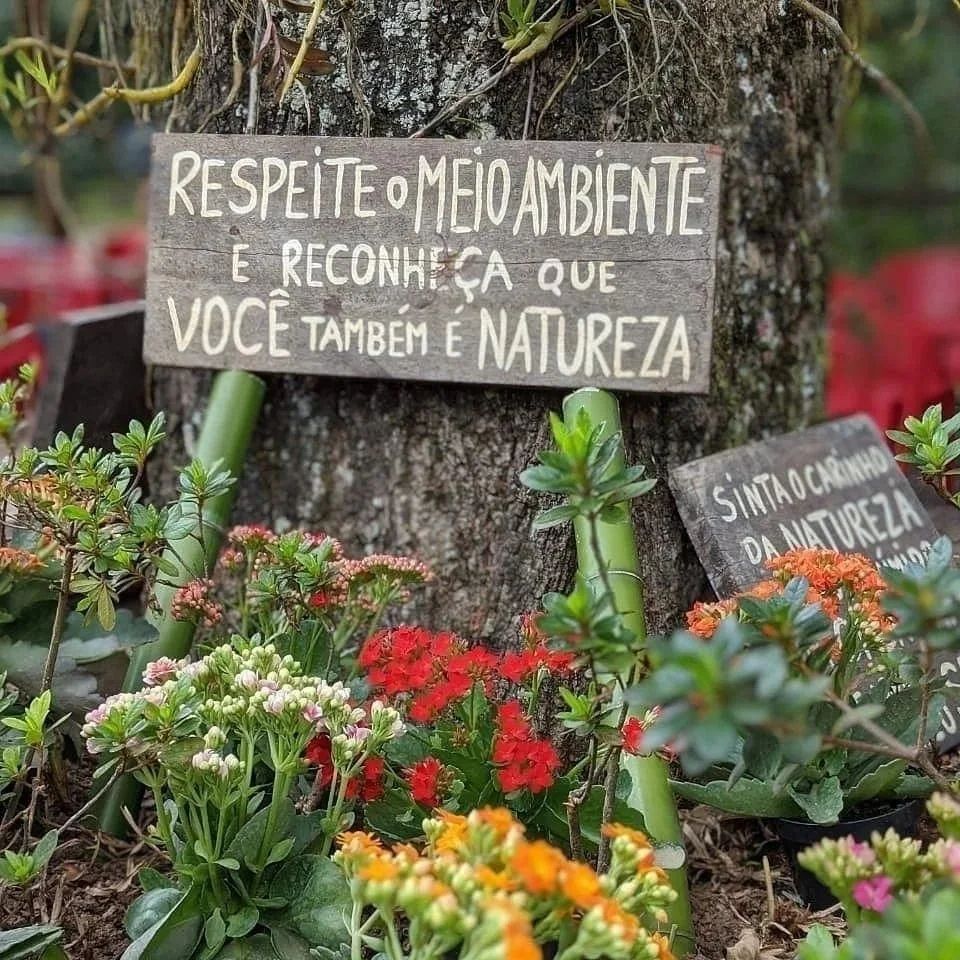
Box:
[774, 799, 924, 910]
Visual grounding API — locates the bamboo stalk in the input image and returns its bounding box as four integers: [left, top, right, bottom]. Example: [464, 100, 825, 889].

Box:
[562, 388, 694, 956]
[94, 370, 266, 836]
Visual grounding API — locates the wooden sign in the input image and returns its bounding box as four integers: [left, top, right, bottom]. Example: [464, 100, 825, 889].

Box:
[34, 302, 148, 449]
[144, 134, 722, 393]
[670, 414, 960, 746]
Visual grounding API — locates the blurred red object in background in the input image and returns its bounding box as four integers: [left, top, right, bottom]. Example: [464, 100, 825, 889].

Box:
[827, 247, 960, 431]
[0, 226, 145, 380]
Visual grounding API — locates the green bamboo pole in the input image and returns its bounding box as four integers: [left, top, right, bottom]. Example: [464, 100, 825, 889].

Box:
[562, 388, 694, 956]
[95, 370, 266, 836]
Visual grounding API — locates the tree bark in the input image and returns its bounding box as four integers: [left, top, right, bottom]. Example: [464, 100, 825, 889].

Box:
[141, 0, 845, 640]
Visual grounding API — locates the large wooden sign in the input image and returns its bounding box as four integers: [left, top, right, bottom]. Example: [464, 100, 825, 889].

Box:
[144, 135, 722, 393]
[671, 415, 960, 746]
[670, 415, 939, 595]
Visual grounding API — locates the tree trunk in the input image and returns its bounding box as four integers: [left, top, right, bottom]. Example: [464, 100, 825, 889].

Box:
[142, 0, 845, 639]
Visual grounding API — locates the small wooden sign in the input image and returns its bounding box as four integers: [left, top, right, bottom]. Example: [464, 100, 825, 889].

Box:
[670, 414, 960, 746]
[144, 134, 722, 393]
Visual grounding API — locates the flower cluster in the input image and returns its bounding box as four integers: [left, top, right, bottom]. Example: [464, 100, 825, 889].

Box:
[405, 756, 453, 808]
[360, 626, 498, 722]
[686, 548, 894, 651]
[493, 701, 561, 794]
[621, 708, 661, 756]
[170, 578, 223, 627]
[0, 546, 43, 575]
[361, 623, 574, 724]
[334, 809, 677, 960]
[500, 612, 576, 683]
[798, 792, 960, 920]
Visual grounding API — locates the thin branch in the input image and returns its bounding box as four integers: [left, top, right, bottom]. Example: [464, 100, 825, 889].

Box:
[522, 60, 536, 140]
[104, 43, 202, 105]
[0, 36, 128, 73]
[793, 0, 932, 157]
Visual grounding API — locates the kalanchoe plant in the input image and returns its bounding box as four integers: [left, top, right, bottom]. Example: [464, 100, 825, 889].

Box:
[630, 544, 957, 824]
[81, 638, 405, 959]
[887, 403, 960, 507]
[335, 808, 678, 960]
[353, 617, 651, 852]
[798, 790, 960, 924]
[171, 525, 431, 679]
[798, 885, 960, 960]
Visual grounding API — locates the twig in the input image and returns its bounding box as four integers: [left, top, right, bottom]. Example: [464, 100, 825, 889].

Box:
[52, 0, 92, 110]
[246, 3, 265, 134]
[763, 855, 776, 923]
[792, 0, 932, 157]
[595, 742, 622, 873]
[104, 43, 202, 105]
[279, 0, 327, 104]
[41, 549, 74, 694]
[522, 60, 536, 140]
[0, 37, 127, 73]
[535, 41, 580, 138]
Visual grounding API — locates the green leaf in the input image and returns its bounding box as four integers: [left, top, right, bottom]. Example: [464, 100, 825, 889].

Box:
[138, 868, 176, 892]
[670, 777, 804, 818]
[267, 928, 312, 960]
[124, 889, 184, 941]
[204, 911, 227, 953]
[578, 785, 647, 845]
[120, 887, 203, 960]
[214, 934, 278, 959]
[225, 906, 259, 939]
[265, 838, 295, 866]
[266, 856, 351, 950]
[0, 925, 63, 960]
[225, 799, 294, 869]
[787, 776, 844, 825]
[844, 759, 907, 809]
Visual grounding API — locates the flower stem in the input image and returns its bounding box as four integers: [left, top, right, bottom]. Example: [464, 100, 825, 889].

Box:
[41, 548, 74, 695]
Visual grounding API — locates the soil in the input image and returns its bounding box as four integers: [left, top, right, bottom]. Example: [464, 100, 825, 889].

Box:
[0, 755, 169, 960]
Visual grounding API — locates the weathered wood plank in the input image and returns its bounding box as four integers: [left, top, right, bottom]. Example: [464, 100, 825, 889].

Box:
[145, 134, 722, 393]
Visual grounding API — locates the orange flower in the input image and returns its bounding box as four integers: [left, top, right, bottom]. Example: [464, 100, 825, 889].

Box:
[0, 547, 43, 575]
[475, 865, 515, 891]
[560, 862, 602, 908]
[602, 823, 650, 847]
[651, 931, 676, 959]
[337, 831, 383, 858]
[433, 810, 469, 853]
[510, 840, 565, 894]
[501, 906, 542, 960]
[358, 858, 399, 882]
[686, 599, 737, 639]
[474, 807, 518, 838]
[598, 898, 640, 944]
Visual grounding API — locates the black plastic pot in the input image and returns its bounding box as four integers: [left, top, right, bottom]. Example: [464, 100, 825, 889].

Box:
[774, 799, 924, 910]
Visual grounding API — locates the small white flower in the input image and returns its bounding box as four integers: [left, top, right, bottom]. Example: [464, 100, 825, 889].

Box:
[236, 669, 259, 691]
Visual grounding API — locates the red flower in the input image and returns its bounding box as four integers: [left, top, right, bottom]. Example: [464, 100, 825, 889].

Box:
[492, 701, 560, 795]
[305, 736, 383, 802]
[361, 625, 498, 722]
[305, 733, 334, 788]
[406, 757, 449, 808]
[621, 717, 644, 755]
[346, 756, 385, 803]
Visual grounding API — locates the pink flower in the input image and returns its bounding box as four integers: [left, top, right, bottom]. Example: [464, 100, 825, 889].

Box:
[848, 840, 876, 865]
[302, 703, 324, 724]
[943, 841, 960, 877]
[852, 875, 894, 912]
[236, 670, 259, 691]
[142, 656, 183, 687]
[264, 692, 288, 715]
